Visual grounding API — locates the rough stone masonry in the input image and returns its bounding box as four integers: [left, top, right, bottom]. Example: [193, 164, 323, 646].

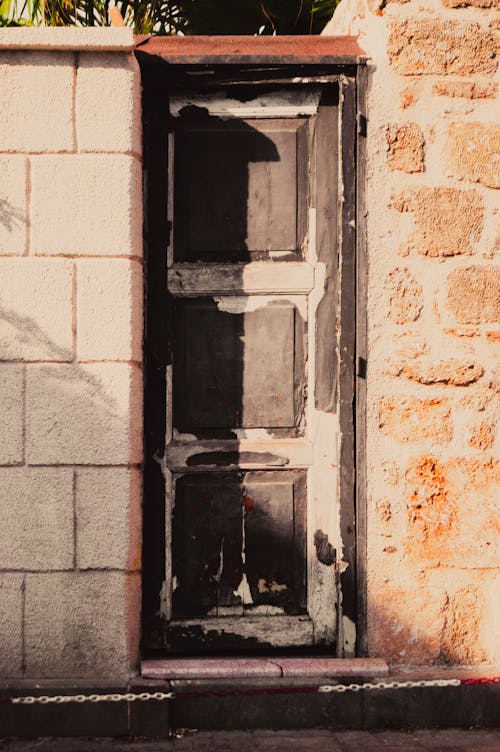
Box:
[325, 0, 499, 665]
[0, 8, 498, 682]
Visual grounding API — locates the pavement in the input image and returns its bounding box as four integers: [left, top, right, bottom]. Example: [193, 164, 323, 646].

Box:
[0, 729, 499, 751]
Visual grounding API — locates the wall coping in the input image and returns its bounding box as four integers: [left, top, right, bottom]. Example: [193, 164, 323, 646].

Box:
[135, 35, 366, 65]
[0, 27, 135, 51]
[0, 29, 365, 61]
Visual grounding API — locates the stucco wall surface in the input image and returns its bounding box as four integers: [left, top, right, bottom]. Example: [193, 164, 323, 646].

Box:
[0, 28, 143, 679]
[325, 0, 499, 664]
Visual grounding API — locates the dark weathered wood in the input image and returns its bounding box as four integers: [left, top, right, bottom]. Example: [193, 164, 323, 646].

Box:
[172, 470, 308, 622]
[293, 471, 308, 611]
[172, 473, 243, 618]
[167, 616, 314, 653]
[141, 60, 361, 655]
[296, 119, 310, 260]
[174, 300, 244, 430]
[174, 119, 306, 261]
[241, 305, 296, 428]
[314, 85, 340, 412]
[245, 123, 301, 254]
[165, 439, 313, 472]
[136, 58, 360, 97]
[174, 302, 297, 431]
[140, 65, 171, 650]
[293, 305, 307, 436]
[167, 263, 315, 296]
[355, 63, 368, 658]
[338, 76, 357, 657]
[244, 471, 306, 613]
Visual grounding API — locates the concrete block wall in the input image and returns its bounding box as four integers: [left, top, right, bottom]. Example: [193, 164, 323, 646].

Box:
[325, 0, 499, 665]
[1, 19, 498, 682]
[0, 28, 143, 679]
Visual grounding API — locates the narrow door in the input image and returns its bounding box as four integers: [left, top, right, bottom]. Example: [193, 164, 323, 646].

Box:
[157, 83, 344, 653]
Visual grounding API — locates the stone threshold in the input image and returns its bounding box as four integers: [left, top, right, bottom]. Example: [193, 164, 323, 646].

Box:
[142, 657, 389, 680]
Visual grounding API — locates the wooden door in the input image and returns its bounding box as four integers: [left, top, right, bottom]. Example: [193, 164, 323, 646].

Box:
[145, 79, 351, 654]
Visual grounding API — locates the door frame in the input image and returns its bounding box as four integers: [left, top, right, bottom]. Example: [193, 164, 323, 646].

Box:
[137, 44, 367, 658]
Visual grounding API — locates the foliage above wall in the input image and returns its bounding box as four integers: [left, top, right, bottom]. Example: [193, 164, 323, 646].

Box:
[0, 0, 338, 33]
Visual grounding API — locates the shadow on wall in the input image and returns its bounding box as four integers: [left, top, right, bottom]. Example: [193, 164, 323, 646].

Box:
[368, 451, 499, 667]
[0, 304, 495, 672]
[0, 199, 25, 234]
[369, 590, 495, 667]
[0, 304, 141, 463]
[0, 305, 141, 679]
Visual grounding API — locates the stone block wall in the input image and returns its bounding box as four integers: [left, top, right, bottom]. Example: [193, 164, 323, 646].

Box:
[0, 29, 143, 679]
[325, 0, 499, 664]
[0, 18, 498, 682]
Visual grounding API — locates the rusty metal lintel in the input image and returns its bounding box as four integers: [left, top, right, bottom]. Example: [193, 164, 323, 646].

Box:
[135, 35, 367, 67]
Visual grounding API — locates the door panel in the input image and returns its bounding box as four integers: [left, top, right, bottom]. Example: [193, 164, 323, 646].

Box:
[171, 470, 306, 623]
[244, 471, 307, 612]
[159, 83, 342, 653]
[174, 119, 308, 261]
[172, 473, 243, 618]
[174, 301, 302, 431]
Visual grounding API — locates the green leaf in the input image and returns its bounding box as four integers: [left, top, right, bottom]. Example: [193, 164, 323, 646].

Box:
[2, 0, 339, 34]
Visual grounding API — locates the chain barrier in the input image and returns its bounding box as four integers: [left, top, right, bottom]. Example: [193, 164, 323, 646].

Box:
[318, 678, 462, 693]
[5, 676, 499, 705]
[9, 691, 175, 705]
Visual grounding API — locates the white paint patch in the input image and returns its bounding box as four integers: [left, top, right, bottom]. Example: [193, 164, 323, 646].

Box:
[214, 296, 268, 314]
[213, 538, 224, 584]
[165, 364, 173, 444]
[164, 471, 174, 621]
[258, 578, 287, 593]
[305, 204, 341, 646]
[170, 89, 322, 119]
[233, 573, 253, 605]
[172, 429, 200, 442]
[342, 615, 356, 658]
[246, 605, 285, 616]
[308, 207, 317, 259]
[168, 263, 314, 297]
[269, 251, 296, 260]
[339, 559, 349, 574]
[214, 295, 308, 320]
[159, 580, 169, 620]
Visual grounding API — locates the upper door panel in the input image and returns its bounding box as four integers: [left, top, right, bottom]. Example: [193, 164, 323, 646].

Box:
[174, 118, 308, 262]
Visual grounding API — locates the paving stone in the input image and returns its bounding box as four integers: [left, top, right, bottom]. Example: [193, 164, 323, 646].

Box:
[143, 657, 281, 679]
[278, 657, 388, 678]
[0, 730, 499, 750]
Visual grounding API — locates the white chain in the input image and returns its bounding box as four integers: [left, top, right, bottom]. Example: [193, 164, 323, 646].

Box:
[11, 691, 175, 705]
[318, 679, 462, 693]
[8, 679, 465, 704]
